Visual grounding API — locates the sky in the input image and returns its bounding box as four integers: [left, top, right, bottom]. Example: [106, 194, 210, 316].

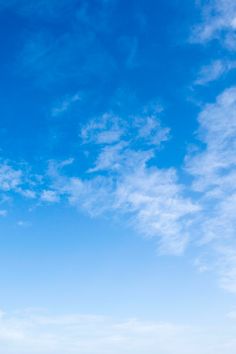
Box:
[0, 0, 236, 353]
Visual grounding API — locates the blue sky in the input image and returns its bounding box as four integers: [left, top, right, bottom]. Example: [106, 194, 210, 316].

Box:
[1, 0, 236, 353]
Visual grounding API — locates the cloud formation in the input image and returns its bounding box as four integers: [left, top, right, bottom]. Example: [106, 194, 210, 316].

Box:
[44, 111, 199, 255]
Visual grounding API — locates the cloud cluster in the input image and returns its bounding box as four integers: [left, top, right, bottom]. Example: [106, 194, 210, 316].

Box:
[44, 112, 199, 255]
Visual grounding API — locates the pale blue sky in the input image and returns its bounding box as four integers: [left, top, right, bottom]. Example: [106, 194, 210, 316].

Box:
[0, 0, 236, 353]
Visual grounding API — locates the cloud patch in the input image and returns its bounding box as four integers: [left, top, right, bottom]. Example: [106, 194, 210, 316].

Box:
[192, 0, 236, 49]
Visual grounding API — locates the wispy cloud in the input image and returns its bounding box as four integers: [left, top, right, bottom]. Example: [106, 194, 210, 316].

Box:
[195, 59, 236, 85]
[1, 86, 236, 289]
[0, 160, 37, 208]
[186, 87, 236, 194]
[185, 87, 236, 290]
[81, 113, 125, 145]
[0, 162, 22, 192]
[40, 190, 60, 203]
[46, 111, 199, 255]
[0, 308, 232, 354]
[192, 0, 236, 49]
[51, 93, 80, 117]
[81, 112, 170, 147]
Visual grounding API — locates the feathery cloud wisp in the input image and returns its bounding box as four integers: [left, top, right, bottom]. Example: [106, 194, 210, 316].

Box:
[192, 0, 236, 49]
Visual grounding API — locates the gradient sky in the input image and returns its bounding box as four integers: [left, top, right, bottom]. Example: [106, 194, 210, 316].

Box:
[1, 0, 236, 353]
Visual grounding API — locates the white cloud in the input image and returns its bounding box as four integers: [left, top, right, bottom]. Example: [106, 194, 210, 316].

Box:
[0, 163, 22, 192]
[81, 112, 169, 147]
[186, 87, 236, 290]
[133, 114, 170, 145]
[195, 59, 236, 85]
[186, 87, 236, 193]
[81, 113, 125, 145]
[41, 190, 60, 203]
[71, 88, 236, 285]
[0, 161, 41, 206]
[192, 0, 236, 49]
[112, 166, 199, 255]
[48, 112, 199, 255]
[0, 308, 233, 354]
